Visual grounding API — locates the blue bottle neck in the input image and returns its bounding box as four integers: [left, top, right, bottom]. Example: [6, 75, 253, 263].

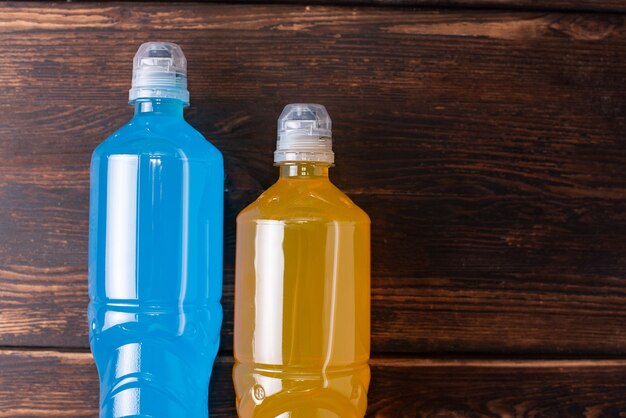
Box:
[133, 98, 185, 118]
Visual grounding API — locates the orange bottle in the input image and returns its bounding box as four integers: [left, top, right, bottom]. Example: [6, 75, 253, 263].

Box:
[234, 104, 370, 417]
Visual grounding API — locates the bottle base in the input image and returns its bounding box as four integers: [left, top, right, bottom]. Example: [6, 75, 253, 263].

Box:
[233, 362, 370, 418]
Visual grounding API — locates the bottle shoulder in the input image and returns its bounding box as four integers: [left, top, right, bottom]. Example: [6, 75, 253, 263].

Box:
[237, 179, 370, 224]
[92, 116, 222, 163]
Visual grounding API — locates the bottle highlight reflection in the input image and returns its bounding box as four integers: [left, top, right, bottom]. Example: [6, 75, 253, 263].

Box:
[88, 43, 223, 417]
[234, 104, 371, 417]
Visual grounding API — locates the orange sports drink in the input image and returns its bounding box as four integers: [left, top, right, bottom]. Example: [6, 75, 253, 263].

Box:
[233, 104, 371, 417]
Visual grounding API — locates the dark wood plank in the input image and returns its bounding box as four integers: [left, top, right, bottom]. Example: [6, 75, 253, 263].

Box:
[367, 357, 626, 416]
[2, 349, 626, 417]
[0, 6, 625, 108]
[1, 7, 624, 197]
[0, 349, 233, 418]
[0, 5, 625, 354]
[3, 166, 626, 353]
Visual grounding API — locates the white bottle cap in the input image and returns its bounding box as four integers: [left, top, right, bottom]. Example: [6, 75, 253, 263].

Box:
[274, 103, 334, 164]
[128, 42, 190, 105]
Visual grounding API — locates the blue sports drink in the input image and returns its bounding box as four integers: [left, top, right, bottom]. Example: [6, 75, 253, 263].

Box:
[88, 42, 224, 417]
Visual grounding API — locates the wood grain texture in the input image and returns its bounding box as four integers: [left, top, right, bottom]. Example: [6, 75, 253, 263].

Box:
[0, 4, 626, 356]
[2, 349, 626, 417]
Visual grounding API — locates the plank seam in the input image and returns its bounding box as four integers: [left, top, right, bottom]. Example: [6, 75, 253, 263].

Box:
[4, 346, 626, 362]
[4, 347, 626, 367]
[2, 1, 625, 16]
[217, 1, 626, 14]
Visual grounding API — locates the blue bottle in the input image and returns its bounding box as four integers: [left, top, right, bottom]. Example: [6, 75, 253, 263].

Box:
[88, 42, 223, 417]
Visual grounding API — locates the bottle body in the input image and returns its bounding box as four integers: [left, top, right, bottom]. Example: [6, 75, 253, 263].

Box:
[234, 163, 371, 418]
[88, 99, 223, 417]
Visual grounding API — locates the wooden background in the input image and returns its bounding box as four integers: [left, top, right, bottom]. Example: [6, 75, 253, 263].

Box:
[0, 1, 625, 417]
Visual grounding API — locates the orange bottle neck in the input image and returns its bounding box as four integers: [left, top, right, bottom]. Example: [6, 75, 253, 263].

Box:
[279, 162, 330, 179]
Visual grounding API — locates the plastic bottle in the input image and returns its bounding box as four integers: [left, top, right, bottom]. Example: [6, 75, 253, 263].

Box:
[233, 104, 371, 417]
[88, 42, 223, 417]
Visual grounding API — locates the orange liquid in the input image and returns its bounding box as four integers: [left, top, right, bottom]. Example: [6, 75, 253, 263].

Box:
[234, 162, 370, 417]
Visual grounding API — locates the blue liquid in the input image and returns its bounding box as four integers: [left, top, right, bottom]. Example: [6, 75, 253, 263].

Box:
[88, 99, 223, 417]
